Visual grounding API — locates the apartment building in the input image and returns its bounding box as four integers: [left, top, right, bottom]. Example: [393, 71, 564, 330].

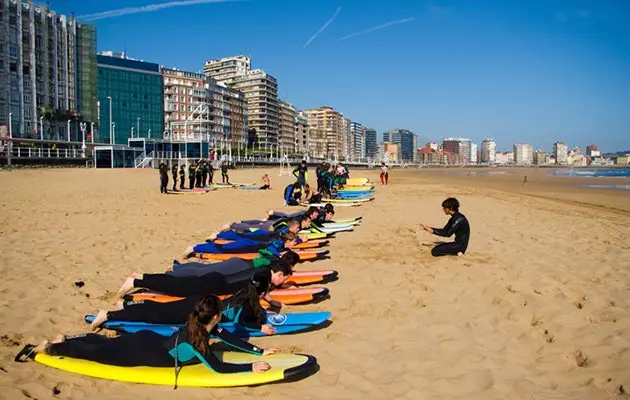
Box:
[163, 67, 247, 145]
[295, 111, 308, 155]
[278, 100, 296, 153]
[513, 143, 534, 165]
[203, 56, 278, 147]
[350, 121, 365, 159]
[481, 138, 497, 163]
[553, 141, 568, 165]
[384, 129, 417, 162]
[365, 127, 377, 159]
[0, 0, 97, 140]
[303, 106, 345, 159]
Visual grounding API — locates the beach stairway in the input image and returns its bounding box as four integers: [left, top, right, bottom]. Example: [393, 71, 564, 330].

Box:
[134, 151, 154, 168]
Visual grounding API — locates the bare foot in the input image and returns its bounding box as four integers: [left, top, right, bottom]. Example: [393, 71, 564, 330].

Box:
[90, 310, 108, 331]
[267, 209, 274, 216]
[457, 252, 464, 256]
[206, 232, 218, 241]
[52, 335, 65, 344]
[34, 339, 49, 354]
[183, 245, 195, 258]
[117, 276, 136, 298]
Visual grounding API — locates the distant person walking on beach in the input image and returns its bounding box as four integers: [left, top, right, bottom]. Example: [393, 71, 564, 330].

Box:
[158, 162, 169, 194]
[380, 163, 389, 185]
[420, 197, 470, 257]
[179, 165, 185, 189]
[171, 163, 178, 192]
[221, 163, 230, 184]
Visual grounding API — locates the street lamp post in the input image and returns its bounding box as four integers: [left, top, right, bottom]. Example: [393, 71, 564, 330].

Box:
[137, 118, 140, 137]
[107, 96, 112, 144]
[90, 122, 94, 144]
[39, 116, 44, 141]
[67, 119, 71, 142]
[148, 129, 151, 139]
[131, 127, 134, 139]
[112, 123, 116, 145]
[80, 122, 87, 158]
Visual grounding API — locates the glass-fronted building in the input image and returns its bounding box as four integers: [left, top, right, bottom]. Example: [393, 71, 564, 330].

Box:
[97, 54, 163, 145]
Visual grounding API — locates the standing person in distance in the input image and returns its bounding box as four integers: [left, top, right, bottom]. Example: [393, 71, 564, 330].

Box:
[292, 160, 308, 188]
[171, 163, 178, 192]
[419, 197, 470, 257]
[221, 163, 230, 184]
[179, 164, 186, 190]
[380, 162, 389, 185]
[159, 162, 169, 194]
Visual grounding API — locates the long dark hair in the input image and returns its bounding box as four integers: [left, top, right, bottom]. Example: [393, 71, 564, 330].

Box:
[187, 295, 222, 356]
[246, 283, 267, 324]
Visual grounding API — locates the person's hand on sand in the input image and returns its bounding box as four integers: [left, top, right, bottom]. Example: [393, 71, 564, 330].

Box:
[252, 361, 271, 372]
[262, 348, 279, 356]
[420, 224, 433, 234]
[261, 324, 277, 335]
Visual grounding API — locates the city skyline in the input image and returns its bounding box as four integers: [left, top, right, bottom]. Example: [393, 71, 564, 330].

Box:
[43, 0, 630, 152]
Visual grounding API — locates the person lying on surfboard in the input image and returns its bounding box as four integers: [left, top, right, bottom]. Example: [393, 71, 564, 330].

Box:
[207, 218, 301, 242]
[266, 204, 334, 222]
[89, 268, 281, 336]
[182, 232, 298, 259]
[115, 260, 293, 310]
[15, 295, 278, 381]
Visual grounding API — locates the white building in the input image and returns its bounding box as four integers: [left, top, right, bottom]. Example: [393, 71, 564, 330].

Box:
[481, 138, 497, 163]
[470, 142, 478, 164]
[496, 151, 514, 164]
[553, 141, 569, 166]
[513, 143, 533, 165]
[350, 122, 366, 160]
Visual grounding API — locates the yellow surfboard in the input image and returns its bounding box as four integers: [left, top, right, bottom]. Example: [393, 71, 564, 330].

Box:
[322, 197, 374, 203]
[34, 351, 316, 387]
[337, 186, 374, 192]
[345, 178, 369, 186]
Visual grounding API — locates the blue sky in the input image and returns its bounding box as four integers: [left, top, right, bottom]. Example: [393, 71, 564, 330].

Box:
[51, 0, 630, 152]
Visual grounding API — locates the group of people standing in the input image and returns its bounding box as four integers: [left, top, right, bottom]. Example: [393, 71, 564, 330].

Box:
[158, 161, 230, 194]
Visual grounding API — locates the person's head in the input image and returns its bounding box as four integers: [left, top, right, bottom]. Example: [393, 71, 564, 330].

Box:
[301, 160, 306, 166]
[306, 206, 319, 219]
[324, 209, 335, 221]
[269, 259, 293, 286]
[187, 295, 223, 355]
[441, 197, 460, 214]
[304, 184, 311, 192]
[381, 162, 385, 166]
[299, 214, 312, 229]
[280, 250, 300, 267]
[323, 203, 334, 213]
[281, 231, 298, 249]
[292, 182, 301, 189]
[287, 219, 301, 233]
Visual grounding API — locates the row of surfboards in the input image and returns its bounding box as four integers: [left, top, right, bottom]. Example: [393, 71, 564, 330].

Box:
[30, 178, 375, 388]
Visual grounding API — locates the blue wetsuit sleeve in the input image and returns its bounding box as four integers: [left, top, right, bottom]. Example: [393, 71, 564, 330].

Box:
[283, 185, 293, 204]
[214, 326, 264, 355]
[187, 344, 253, 373]
[432, 215, 460, 237]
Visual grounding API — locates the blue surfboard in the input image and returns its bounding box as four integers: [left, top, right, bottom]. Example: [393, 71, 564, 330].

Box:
[85, 311, 331, 338]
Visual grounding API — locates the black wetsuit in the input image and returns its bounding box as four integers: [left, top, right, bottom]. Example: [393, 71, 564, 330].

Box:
[431, 212, 470, 256]
[221, 165, 229, 184]
[171, 166, 178, 191]
[107, 288, 266, 330]
[293, 165, 307, 187]
[133, 270, 271, 298]
[47, 324, 262, 373]
[159, 164, 169, 193]
[179, 167, 185, 189]
[188, 165, 195, 189]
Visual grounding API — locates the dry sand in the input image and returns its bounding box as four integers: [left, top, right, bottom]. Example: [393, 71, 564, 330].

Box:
[0, 166, 628, 400]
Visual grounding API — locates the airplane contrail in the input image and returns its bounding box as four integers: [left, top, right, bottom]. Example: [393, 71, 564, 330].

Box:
[77, 0, 235, 22]
[338, 17, 414, 41]
[303, 6, 342, 49]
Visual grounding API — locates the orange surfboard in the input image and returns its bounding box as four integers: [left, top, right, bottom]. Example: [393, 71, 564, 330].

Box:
[194, 250, 329, 262]
[126, 287, 330, 306]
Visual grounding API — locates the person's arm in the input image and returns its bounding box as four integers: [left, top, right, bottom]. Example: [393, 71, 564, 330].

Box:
[432, 215, 462, 237]
[292, 167, 299, 178]
[189, 344, 253, 373]
[214, 325, 264, 355]
[283, 186, 293, 204]
[235, 302, 265, 331]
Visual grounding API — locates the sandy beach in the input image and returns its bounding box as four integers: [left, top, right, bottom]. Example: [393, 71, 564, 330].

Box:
[0, 166, 628, 400]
